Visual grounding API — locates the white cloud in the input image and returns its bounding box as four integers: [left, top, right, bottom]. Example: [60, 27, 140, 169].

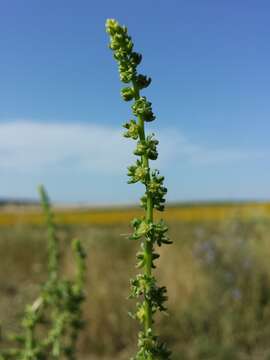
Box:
[0, 121, 133, 173]
[158, 130, 266, 165]
[0, 120, 267, 175]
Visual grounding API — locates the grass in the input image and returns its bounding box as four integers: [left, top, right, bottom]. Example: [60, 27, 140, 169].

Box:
[1, 204, 270, 359]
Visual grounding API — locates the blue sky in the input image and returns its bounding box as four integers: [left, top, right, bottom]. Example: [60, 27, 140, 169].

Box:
[1, 0, 270, 204]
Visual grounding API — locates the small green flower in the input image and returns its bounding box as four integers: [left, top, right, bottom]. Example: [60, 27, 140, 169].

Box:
[132, 97, 155, 122]
[123, 119, 140, 139]
[121, 87, 135, 101]
[127, 160, 148, 184]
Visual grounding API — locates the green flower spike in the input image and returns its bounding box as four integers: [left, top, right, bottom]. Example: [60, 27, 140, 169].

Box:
[106, 18, 172, 359]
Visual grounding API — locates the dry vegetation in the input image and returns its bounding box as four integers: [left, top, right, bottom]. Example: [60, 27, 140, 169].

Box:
[1, 203, 270, 359]
[0, 202, 269, 226]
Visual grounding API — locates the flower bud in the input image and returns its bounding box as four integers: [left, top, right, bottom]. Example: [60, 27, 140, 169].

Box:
[130, 52, 142, 66]
[105, 19, 126, 36]
[134, 166, 148, 181]
[136, 74, 152, 89]
[127, 160, 148, 183]
[134, 142, 146, 156]
[121, 87, 135, 101]
[123, 119, 140, 139]
[132, 97, 156, 122]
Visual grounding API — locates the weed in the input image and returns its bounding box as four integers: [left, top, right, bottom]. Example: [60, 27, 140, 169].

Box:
[0, 186, 86, 360]
[106, 19, 172, 359]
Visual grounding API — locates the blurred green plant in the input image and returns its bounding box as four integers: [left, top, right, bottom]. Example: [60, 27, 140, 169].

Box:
[106, 19, 172, 359]
[0, 185, 86, 360]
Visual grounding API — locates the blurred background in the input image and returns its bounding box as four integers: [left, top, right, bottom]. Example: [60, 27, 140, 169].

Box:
[1, 1, 270, 359]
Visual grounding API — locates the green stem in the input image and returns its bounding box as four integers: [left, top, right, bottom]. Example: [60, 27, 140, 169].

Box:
[38, 185, 59, 282]
[145, 192, 153, 332]
[25, 325, 34, 360]
[132, 80, 153, 332]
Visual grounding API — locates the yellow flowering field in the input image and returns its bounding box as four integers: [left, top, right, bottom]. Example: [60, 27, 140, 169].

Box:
[0, 202, 270, 227]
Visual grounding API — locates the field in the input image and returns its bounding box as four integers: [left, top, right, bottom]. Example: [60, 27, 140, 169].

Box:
[1, 202, 270, 359]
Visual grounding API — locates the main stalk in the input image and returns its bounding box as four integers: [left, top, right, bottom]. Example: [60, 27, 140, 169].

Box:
[133, 80, 153, 332]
